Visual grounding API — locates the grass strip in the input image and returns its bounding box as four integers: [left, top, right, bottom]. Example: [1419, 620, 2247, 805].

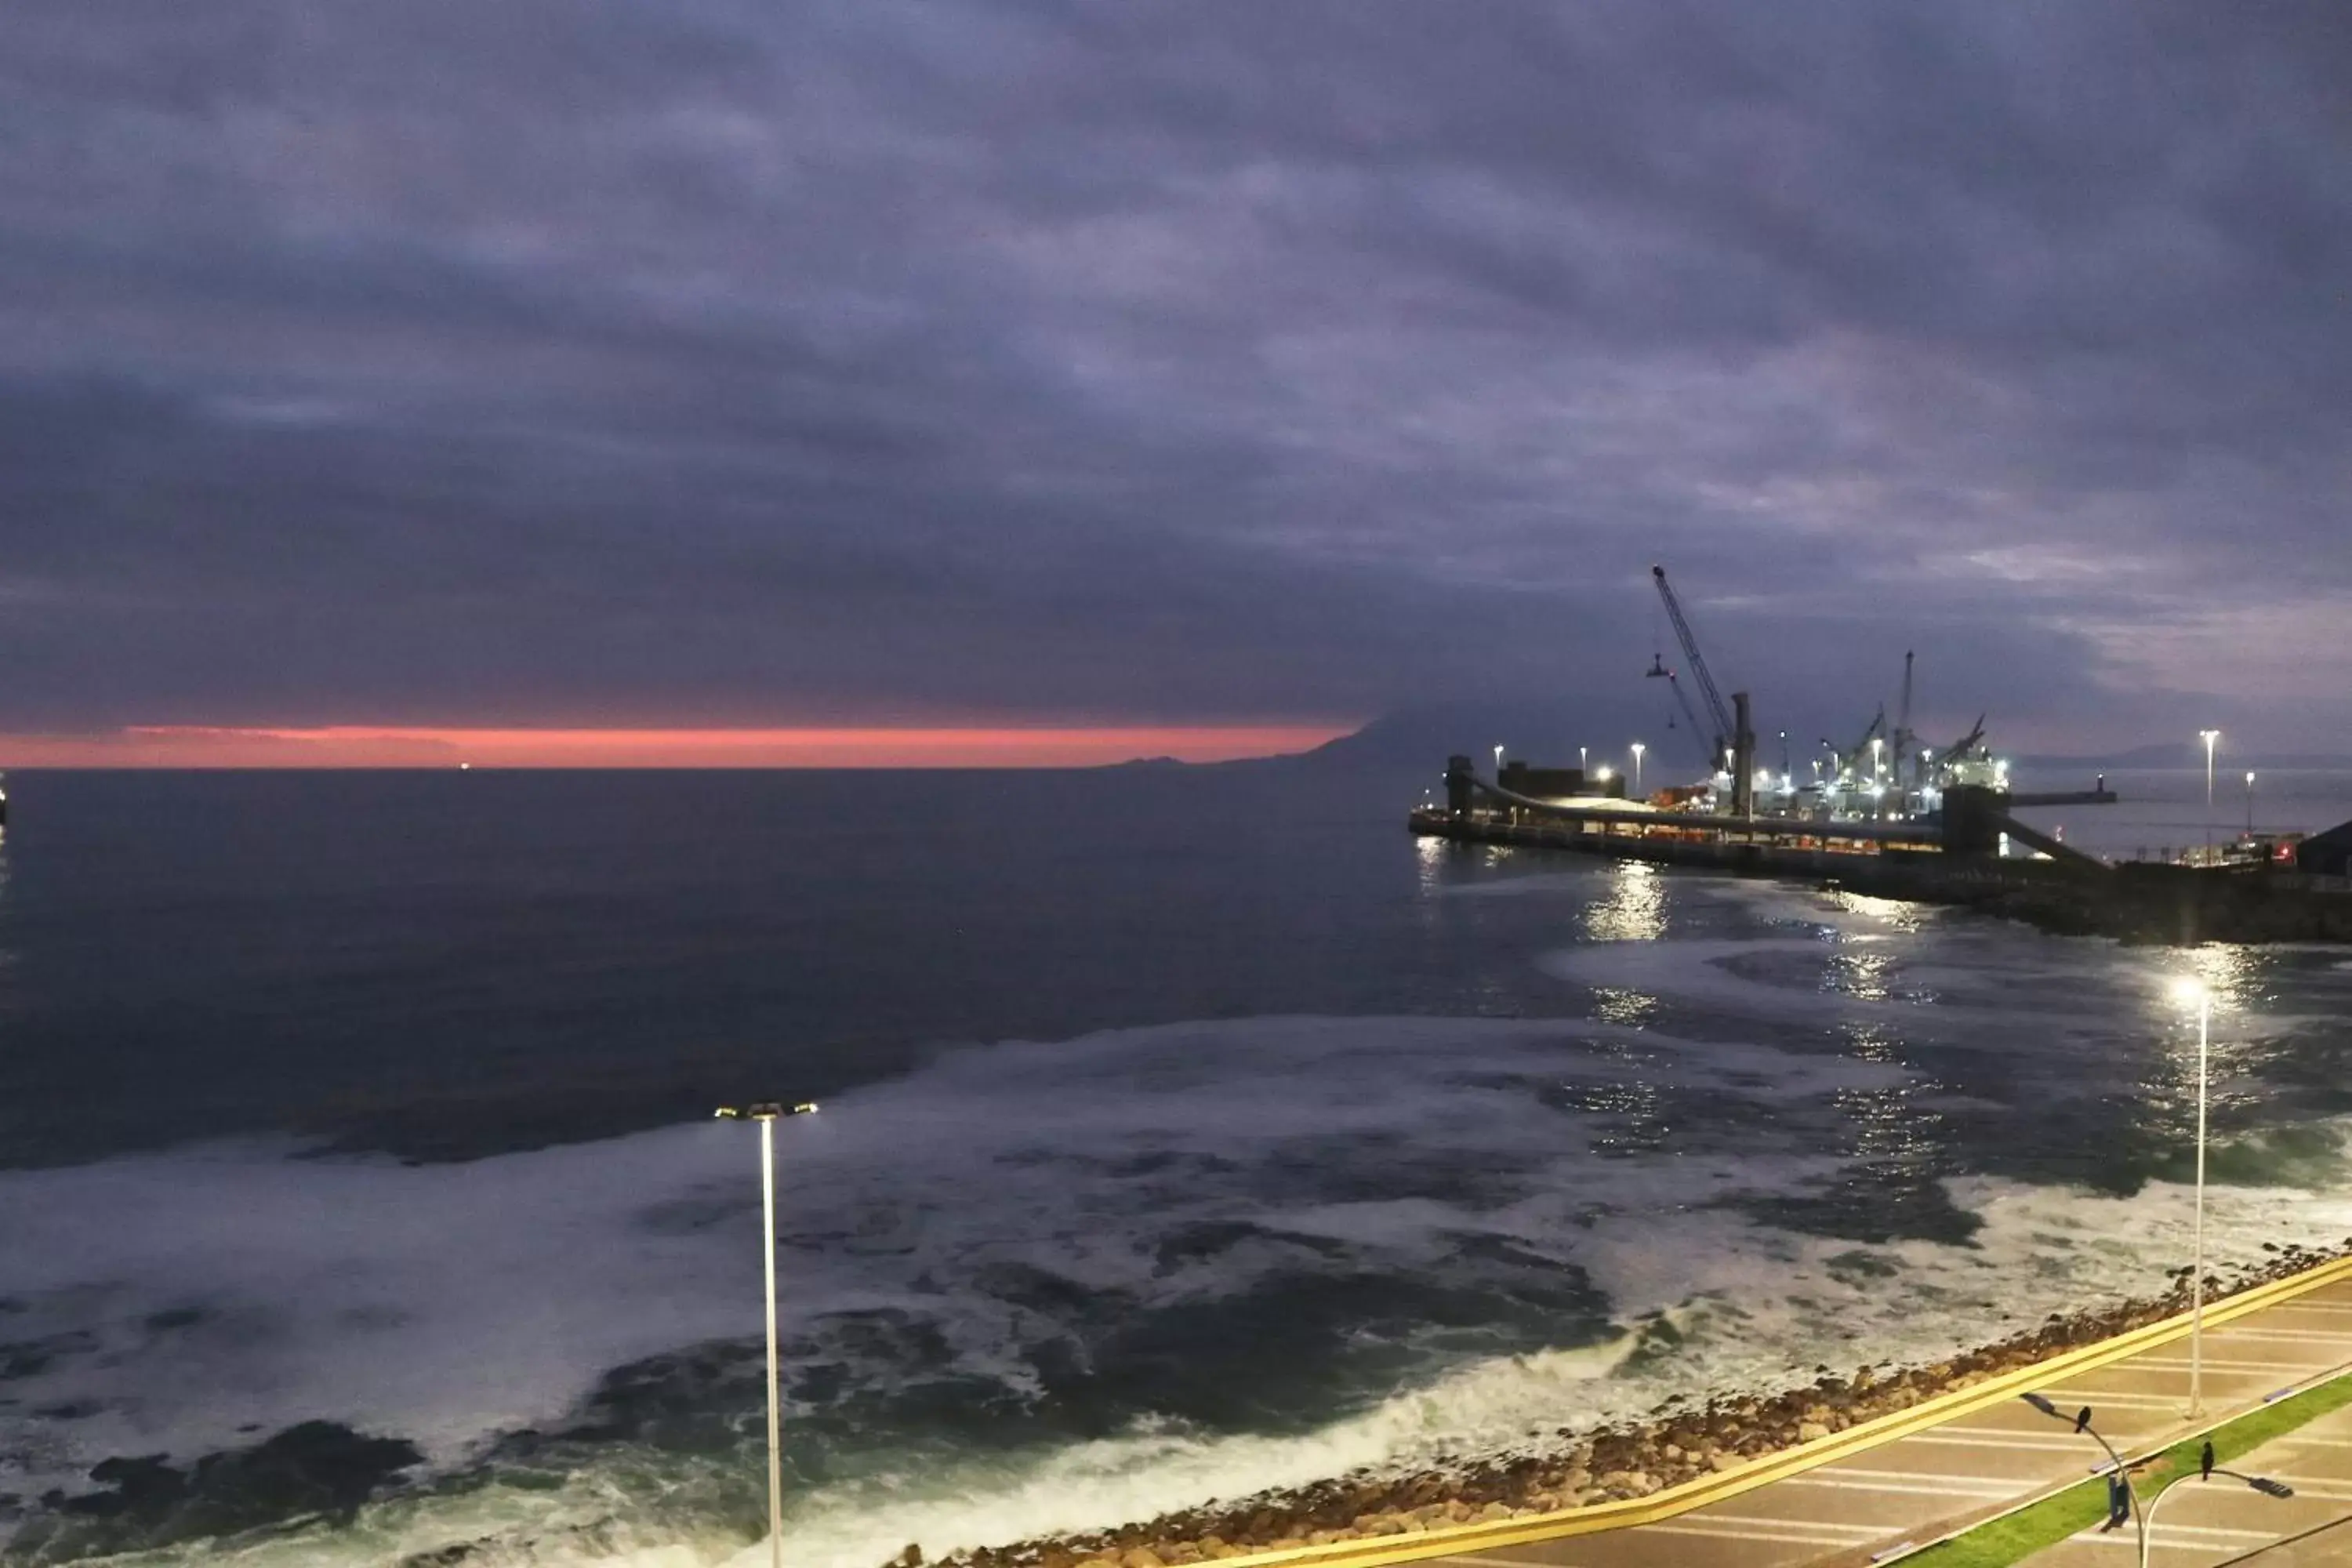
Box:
[1903, 1367, 2352, 1567]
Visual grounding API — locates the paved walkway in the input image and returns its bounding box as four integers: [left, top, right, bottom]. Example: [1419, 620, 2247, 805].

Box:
[1426, 1278, 2352, 1568]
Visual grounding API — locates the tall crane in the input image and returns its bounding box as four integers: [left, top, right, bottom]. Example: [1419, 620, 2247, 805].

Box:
[1823, 707, 1886, 782]
[1650, 566, 1736, 761]
[1651, 565, 1759, 815]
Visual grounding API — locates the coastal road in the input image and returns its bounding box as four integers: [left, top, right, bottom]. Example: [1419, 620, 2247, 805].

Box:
[1422, 1276, 2352, 1568]
[2020, 1392, 2352, 1566]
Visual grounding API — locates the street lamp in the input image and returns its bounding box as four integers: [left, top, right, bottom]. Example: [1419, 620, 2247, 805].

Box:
[2169, 978, 2212, 1417]
[1494, 744, 1505, 779]
[2200, 731, 2220, 808]
[714, 1100, 820, 1568]
[2245, 771, 2256, 835]
[2140, 1463, 2292, 1568]
[1631, 742, 1646, 796]
[2021, 1395, 2141, 1553]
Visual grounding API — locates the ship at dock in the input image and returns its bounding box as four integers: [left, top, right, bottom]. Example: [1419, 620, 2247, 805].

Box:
[1409, 566, 2352, 946]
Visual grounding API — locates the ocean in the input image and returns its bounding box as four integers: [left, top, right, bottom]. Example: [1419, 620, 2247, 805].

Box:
[4, 762, 2352, 1567]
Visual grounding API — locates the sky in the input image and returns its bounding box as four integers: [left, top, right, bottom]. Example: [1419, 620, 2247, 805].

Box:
[2, 2, 2347, 766]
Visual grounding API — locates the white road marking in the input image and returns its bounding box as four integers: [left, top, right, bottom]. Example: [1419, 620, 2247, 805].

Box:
[1779, 1475, 2017, 1500]
[1905, 1434, 2100, 1457]
[2067, 1523, 2283, 1549]
[2209, 1329, 2352, 1346]
[2027, 1390, 2201, 1410]
[1642, 1516, 1883, 1548]
[1805, 1465, 2021, 1491]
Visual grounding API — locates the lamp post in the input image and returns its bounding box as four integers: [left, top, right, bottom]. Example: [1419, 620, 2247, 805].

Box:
[2200, 731, 2220, 808]
[714, 1100, 819, 1568]
[2169, 979, 2212, 1417]
[2245, 771, 2256, 836]
[2140, 1466, 2292, 1568]
[2021, 1395, 2141, 1555]
[1631, 742, 1646, 797]
[1494, 744, 1505, 780]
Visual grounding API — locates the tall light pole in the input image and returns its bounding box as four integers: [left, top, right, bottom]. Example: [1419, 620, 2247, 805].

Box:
[2020, 1395, 2140, 1555]
[2245, 771, 2256, 836]
[1494, 743, 1505, 779]
[715, 1100, 819, 1568]
[2168, 978, 2212, 1417]
[2200, 731, 2221, 857]
[2140, 1465, 2292, 1568]
[1630, 742, 1646, 796]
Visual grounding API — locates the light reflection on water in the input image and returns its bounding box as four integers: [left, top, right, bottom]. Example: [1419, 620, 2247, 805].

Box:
[1584, 861, 1666, 943]
[1592, 985, 1661, 1027]
[1830, 891, 1927, 932]
[1832, 945, 1895, 1002]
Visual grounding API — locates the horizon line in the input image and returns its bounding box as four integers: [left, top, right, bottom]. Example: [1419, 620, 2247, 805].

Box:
[0, 723, 1363, 770]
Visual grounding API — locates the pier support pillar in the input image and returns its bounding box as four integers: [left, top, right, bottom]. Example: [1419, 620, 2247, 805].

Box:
[1732, 691, 1755, 819]
[1446, 755, 1474, 817]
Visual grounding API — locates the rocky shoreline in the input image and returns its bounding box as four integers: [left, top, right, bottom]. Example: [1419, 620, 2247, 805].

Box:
[908, 1240, 2352, 1568]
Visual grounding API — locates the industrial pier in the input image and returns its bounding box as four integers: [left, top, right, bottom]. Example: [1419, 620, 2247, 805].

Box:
[1409, 566, 2352, 945]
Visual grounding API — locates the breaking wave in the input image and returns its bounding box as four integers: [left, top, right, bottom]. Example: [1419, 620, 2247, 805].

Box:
[9, 870, 2352, 1566]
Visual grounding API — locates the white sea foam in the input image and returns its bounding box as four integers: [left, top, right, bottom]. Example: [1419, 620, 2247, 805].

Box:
[93, 1149, 2352, 1568]
[0, 1011, 1893, 1497]
[9, 909, 2351, 1568]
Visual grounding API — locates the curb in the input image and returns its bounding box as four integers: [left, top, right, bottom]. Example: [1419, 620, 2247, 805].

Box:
[1156, 1254, 2352, 1568]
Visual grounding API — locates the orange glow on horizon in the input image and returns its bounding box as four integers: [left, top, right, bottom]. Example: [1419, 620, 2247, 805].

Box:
[0, 723, 1358, 769]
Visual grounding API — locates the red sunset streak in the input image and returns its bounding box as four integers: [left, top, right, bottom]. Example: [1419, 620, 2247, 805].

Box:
[0, 724, 1358, 769]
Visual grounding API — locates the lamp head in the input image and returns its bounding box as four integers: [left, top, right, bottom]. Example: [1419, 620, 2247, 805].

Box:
[2020, 1392, 2058, 1417]
[713, 1102, 819, 1121]
[2250, 1476, 2294, 1498]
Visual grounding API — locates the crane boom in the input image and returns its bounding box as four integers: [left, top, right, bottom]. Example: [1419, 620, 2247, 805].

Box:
[1650, 666, 1714, 766]
[1650, 566, 1736, 747]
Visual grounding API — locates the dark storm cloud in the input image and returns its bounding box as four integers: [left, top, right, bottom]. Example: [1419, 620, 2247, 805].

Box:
[0, 1, 2347, 744]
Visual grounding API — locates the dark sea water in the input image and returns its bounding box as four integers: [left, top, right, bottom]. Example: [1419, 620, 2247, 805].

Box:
[4, 764, 2352, 1568]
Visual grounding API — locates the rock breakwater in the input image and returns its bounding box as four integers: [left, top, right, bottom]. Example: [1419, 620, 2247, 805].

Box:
[906, 1240, 2352, 1568]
